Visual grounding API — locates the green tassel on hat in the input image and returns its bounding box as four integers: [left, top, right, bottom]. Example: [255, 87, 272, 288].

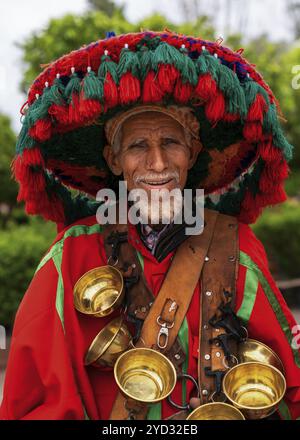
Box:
[243, 77, 270, 109]
[152, 41, 185, 72]
[82, 67, 103, 100]
[16, 117, 36, 154]
[217, 63, 247, 117]
[27, 85, 54, 126]
[197, 47, 220, 80]
[98, 52, 119, 85]
[179, 45, 198, 86]
[137, 46, 153, 80]
[117, 44, 140, 78]
[64, 68, 81, 104]
[47, 74, 65, 106]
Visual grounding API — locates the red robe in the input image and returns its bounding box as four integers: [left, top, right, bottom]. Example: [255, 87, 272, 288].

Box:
[1, 215, 300, 420]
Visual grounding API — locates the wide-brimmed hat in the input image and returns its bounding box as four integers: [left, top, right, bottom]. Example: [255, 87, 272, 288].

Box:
[13, 30, 293, 226]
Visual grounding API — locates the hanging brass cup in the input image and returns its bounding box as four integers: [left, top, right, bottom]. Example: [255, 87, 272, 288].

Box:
[114, 348, 177, 404]
[238, 339, 284, 374]
[74, 265, 124, 317]
[186, 402, 245, 420]
[222, 362, 286, 419]
[85, 316, 133, 368]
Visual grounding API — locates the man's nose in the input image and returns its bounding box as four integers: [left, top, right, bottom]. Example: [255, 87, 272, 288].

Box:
[146, 144, 169, 172]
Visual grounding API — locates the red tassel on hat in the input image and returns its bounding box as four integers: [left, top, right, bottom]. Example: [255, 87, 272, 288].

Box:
[174, 79, 193, 104]
[142, 70, 164, 103]
[243, 121, 262, 142]
[205, 89, 226, 123]
[79, 90, 102, 120]
[17, 172, 46, 201]
[259, 139, 284, 162]
[29, 118, 52, 142]
[12, 148, 44, 183]
[247, 94, 268, 123]
[25, 194, 65, 223]
[259, 161, 289, 193]
[119, 72, 141, 105]
[48, 103, 70, 125]
[157, 64, 179, 94]
[194, 73, 217, 102]
[104, 72, 119, 109]
[256, 186, 287, 206]
[21, 147, 44, 167]
[223, 113, 240, 122]
[12, 157, 30, 183]
[68, 94, 82, 125]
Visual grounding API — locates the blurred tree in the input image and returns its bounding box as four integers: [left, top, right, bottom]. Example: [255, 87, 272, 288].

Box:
[0, 114, 18, 228]
[287, 0, 300, 39]
[87, 0, 125, 16]
[18, 11, 135, 93]
[243, 35, 300, 168]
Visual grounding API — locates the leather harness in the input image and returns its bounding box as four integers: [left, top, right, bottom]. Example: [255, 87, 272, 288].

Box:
[101, 208, 243, 420]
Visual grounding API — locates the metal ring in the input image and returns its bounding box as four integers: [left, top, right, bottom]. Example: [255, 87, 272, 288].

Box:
[222, 354, 239, 369]
[167, 373, 199, 410]
[240, 326, 249, 340]
[210, 390, 227, 403]
[129, 337, 146, 349]
[156, 316, 175, 329]
[107, 255, 119, 266]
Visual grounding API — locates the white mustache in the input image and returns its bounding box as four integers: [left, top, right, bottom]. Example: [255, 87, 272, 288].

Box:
[134, 172, 180, 184]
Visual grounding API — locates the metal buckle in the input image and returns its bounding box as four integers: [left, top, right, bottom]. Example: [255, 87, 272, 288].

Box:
[156, 316, 174, 349]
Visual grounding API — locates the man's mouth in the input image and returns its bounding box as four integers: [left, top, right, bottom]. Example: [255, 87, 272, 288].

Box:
[140, 178, 173, 186]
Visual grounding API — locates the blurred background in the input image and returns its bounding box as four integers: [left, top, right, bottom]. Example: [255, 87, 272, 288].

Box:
[0, 0, 300, 401]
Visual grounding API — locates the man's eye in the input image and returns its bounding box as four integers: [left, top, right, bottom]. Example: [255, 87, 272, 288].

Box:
[162, 138, 179, 145]
[127, 143, 145, 149]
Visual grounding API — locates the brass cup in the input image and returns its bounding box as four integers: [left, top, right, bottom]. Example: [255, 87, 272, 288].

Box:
[114, 348, 177, 404]
[74, 265, 124, 317]
[85, 316, 133, 368]
[186, 402, 245, 420]
[223, 362, 286, 419]
[238, 339, 284, 374]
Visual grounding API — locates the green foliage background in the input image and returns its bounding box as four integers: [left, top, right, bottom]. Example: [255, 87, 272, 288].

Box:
[0, 4, 299, 328]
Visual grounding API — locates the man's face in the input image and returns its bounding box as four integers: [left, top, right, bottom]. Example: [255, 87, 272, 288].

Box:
[103, 111, 201, 223]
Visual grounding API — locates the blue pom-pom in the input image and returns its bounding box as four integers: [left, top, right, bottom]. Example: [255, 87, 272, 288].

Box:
[105, 31, 116, 39]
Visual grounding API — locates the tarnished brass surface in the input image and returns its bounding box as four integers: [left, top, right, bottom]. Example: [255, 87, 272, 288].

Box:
[186, 402, 245, 420]
[114, 348, 177, 403]
[74, 265, 124, 317]
[85, 316, 132, 368]
[223, 362, 286, 419]
[238, 339, 284, 374]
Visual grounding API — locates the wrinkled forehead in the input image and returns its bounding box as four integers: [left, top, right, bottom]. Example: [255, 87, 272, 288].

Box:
[121, 111, 185, 139]
[104, 105, 200, 146]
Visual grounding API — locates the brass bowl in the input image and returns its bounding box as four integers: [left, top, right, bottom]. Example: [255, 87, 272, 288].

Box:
[238, 339, 284, 374]
[114, 348, 177, 403]
[74, 265, 124, 317]
[223, 362, 286, 419]
[186, 402, 245, 420]
[85, 316, 132, 368]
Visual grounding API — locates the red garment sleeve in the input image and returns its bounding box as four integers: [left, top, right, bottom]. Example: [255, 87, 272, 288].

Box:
[0, 259, 84, 420]
[239, 225, 300, 420]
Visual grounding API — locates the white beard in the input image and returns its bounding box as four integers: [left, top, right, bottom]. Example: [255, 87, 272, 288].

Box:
[137, 188, 183, 225]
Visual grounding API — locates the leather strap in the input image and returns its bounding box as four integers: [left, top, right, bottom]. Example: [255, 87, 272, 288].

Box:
[198, 214, 239, 404]
[136, 209, 219, 353]
[109, 208, 219, 419]
[102, 223, 187, 372]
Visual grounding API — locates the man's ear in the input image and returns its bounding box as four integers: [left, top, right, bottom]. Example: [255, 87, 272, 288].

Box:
[103, 144, 123, 176]
[188, 138, 203, 169]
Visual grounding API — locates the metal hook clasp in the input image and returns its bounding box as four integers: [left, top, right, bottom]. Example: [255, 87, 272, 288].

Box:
[156, 316, 174, 349]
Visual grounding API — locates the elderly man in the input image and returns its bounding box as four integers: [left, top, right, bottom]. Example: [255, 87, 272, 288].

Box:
[1, 31, 300, 420]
